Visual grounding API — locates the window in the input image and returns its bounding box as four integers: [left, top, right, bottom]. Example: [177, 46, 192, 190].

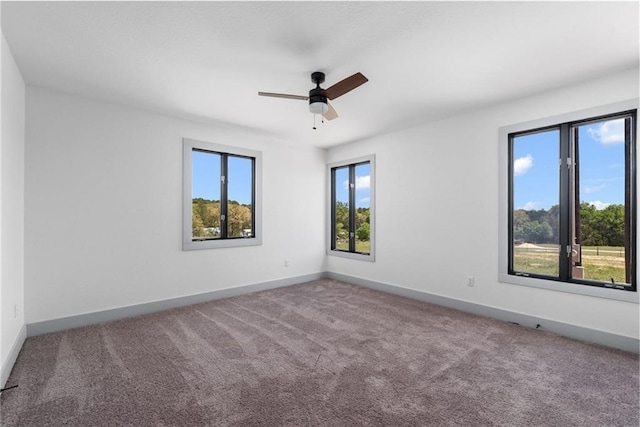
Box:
[183, 138, 262, 250]
[328, 155, 375, 261]
[499, 100, 638, 302]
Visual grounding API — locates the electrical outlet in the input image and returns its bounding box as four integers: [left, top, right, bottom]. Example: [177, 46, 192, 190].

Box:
[14, 304, 17, 318]
[467, 276, 475, 287]
[284, 259, 289, 268]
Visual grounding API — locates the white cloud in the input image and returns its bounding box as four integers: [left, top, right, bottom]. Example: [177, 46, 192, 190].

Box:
[356, 175, 370, 189]
[583, 183, 605, 194]
[343, 175, 370, 190]
[589, 201, 611, 210]
[359, 197, 370, 204]
[513, 154, 533, 176]
[521, 201, 538, 210]
[587, 119, 624, 145]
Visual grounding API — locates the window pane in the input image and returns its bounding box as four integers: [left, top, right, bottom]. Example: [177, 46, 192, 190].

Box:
[192, 150, 221, 240]
[227, 156, 253, 238]
[511, 130, 560, 277]
[355, 163, 371, 254]
[333, 166, 349, 251]
[574, 118, 630, 285]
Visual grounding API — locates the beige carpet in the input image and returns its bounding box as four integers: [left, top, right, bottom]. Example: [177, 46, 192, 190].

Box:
[1, 279, 638, 426]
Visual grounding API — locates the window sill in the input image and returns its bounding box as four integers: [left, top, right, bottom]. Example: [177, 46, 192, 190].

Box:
[328, 249, 375, 262]
[499, 273, 639, 303]
[183, 237, 262, 251]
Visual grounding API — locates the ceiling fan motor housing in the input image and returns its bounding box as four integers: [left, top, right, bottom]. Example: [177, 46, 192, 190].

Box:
[311, 71, 325, 85]
[309, 72, 328, 107]
[309, 87, 327, 105]
[308, 86, 328, 114]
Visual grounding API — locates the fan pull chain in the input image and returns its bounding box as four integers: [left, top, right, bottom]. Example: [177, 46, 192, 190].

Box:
[313, 114, 316, 130]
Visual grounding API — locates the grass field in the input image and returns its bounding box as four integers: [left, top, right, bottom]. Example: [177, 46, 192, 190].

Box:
[335, 240, 370, 254]
[513, 244, 627, 283]
[336, 240, 625, 282]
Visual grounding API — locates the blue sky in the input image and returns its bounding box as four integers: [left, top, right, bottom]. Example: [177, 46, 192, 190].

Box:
[513, 118, 626, 211]
[193, 123, 622, 212]
[334, 163, 371, 208]
[192, 151, 252, 204]
[193, 152, 371, 208]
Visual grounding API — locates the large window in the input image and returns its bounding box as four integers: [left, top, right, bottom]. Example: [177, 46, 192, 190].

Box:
[183, 138, 262, 250]
[500, 104, 637, 300]
[328, 155, 375, 261]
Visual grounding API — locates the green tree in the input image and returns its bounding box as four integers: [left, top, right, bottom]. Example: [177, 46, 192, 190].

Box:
[335, 201, 349, 240]
[546, 204, 560, 243]
[524, 221, 552, 243]
[580, 203, 603, 246]
[513, 209, 552, 243]
[335, 223, 348, 241]
[356, 222, 370, 241]
[356, 207, 370, 228]
[513, 209, 531, 243]
[206, 202, 221, 229]
[579, 203, 625, 246]
[599, 204, 625, 246]
[192, 209, 205, 237]
[227, 203, 251, 237]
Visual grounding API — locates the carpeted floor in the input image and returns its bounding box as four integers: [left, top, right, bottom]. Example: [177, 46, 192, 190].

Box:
[1, 279, 638, 426]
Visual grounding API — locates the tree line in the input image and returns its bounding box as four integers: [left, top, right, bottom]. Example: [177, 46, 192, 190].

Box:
[194, 198, 371, 242]
[514, 203, 625, 246]
[192, 198, 252, 238]
[335, 201, 370, 242]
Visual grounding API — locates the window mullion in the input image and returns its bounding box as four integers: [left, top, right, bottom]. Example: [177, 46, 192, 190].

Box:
[558, 123, 571, 282]
[572, 128, 583, 278]
[220, 154, 228, 239]
[251, 157, 256, 238]
[349, 165, 356, 252]
[624, 117, 635, 287]
[330, 168, 337, 251]
[507, 136, 515, 273]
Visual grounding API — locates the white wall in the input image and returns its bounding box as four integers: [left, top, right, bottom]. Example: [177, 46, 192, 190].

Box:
[327, 68, 640, 341]
[24, 87, 326, 324]
[17, 63, 640, 346]
[1, 31, 26, 384]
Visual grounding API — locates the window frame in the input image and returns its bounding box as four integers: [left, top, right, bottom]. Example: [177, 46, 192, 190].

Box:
[327, 154, 375, 261]
[499, 99, 639, 304]
[182, 138, 262, 251]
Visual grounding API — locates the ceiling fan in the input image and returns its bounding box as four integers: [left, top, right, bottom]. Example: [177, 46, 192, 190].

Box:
[258, 71, 368, 122]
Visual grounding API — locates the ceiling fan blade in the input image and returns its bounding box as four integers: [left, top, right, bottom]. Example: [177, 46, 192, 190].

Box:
[323, 102, 338, 121]
[325, 72, 368, 100]
[258, 92, 308, 101]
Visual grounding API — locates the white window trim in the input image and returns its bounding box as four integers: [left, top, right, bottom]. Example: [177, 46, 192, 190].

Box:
[182, 137, 262, 250]
[327, 154, 376, 262]
[498, 99, 639, 303]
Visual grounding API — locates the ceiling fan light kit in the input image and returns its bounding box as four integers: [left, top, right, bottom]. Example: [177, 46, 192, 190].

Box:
[259, 71, 368, 128]
[309, 101, 328, 115]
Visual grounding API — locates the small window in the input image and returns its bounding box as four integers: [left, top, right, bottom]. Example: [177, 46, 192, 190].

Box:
[500, 103, 637, 301]
[328, 155, 375, 261]
[183, 138, 262, 250]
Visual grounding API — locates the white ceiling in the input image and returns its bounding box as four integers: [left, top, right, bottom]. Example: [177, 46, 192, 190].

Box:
[2, 1, 638, 148]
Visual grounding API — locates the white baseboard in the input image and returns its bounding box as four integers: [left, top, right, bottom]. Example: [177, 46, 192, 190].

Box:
[1, 324, 26, 390]
[27, 273, 325, 337]
[24, 271, 639, 355]
[326, 272, 640, 354]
